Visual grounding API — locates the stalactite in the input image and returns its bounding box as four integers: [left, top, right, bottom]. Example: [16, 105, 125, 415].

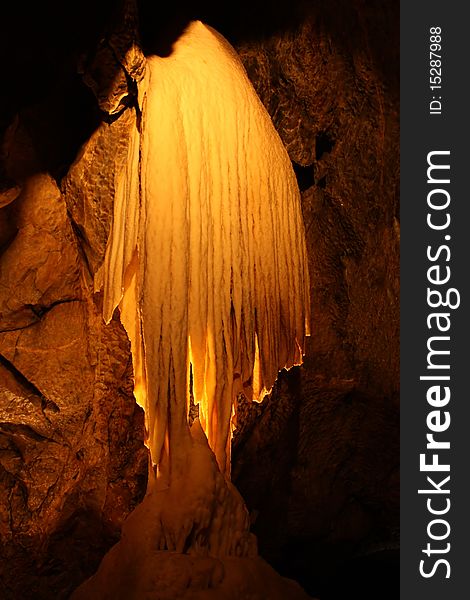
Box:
[95, 20, 310, 478]
[71, 19, 314, 600]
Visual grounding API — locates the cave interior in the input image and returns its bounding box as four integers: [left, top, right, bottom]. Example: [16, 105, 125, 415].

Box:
[0, 1, 399, 598]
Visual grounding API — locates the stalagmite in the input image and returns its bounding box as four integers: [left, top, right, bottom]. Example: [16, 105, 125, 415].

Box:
[95, 20, 310, 479]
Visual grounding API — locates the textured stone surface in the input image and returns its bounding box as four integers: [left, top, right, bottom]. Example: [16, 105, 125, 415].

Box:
[0, 130, 147, 600]
[233, 373, 398, 590]
[230, 2, 399, 595]
[78, 0, 144, 116]
[71, 423, 312, 600]
[62, 111, 138, 275]
[237, 0, 399, 396]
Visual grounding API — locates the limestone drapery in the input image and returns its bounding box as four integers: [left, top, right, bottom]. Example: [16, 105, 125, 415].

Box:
[95, 20, 310, 477]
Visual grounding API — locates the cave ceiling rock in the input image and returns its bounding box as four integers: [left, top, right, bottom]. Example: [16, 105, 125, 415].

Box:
[79, 0, 145, 117]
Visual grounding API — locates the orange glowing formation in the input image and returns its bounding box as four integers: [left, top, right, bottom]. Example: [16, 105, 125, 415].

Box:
[95, 21, 310, 479]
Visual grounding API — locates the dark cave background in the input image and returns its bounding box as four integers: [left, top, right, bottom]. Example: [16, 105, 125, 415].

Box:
[0, 1, 399, 598]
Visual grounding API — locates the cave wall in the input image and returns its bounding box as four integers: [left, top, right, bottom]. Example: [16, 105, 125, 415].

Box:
[0, 1, 398, 598]
[235, 0, 399, 395]
[232, 3, 399, 596]
[0, 123, 147, 599]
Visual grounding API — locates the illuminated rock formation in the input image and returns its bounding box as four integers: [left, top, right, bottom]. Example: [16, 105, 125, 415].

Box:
[71, 19, 311, 600]
[71, 420, 311, 599]
[95, 20, 310, 479]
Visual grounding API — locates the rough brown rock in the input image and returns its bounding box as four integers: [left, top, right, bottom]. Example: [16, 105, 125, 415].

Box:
[62, 111, 138, 275]
[230, 2, 399, 594]
[237, 1, 399, 395]
[0, 130, 147, 600]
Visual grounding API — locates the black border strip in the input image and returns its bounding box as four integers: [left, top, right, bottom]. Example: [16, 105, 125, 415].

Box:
[401, 2, 469, 597]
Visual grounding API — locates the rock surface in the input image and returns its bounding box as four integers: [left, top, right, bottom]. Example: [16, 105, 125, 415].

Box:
[71, 422, 311, 600]
[0, 126, 147, 599]
[231, 2, 399, 594]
